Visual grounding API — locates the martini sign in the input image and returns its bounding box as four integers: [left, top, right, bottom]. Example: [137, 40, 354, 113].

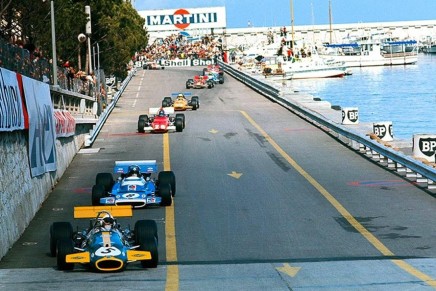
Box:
[138, 6, 226, 31]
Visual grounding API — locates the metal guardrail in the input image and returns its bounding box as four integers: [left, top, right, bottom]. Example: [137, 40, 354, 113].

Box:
[218, 60, 436, 190]
[84, 69, 136, 147]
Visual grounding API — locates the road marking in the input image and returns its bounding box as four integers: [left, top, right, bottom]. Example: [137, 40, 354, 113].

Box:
[227, 171, 243, 179]
[163, 133, 179, 291]
[240, 110, 436, 287]
[276, 263, 301, 277]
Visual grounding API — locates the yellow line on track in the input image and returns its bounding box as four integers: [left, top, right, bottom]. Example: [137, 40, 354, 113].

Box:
[240, 110, 436, 288]
[163, 133, 179, 291]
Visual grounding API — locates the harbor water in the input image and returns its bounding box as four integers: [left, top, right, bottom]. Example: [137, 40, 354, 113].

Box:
[279, 53, 436, 141]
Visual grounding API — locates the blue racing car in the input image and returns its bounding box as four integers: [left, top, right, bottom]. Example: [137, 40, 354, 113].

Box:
[203, 64, 224, 84]
[50, 206, 158, 271]
[91, 160, 176, 208]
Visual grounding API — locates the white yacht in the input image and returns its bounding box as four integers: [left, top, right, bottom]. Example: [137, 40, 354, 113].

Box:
[321, 33, 418, 67]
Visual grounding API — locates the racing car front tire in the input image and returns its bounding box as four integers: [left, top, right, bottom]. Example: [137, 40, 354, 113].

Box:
[92, 184, 106, 206]
[158, 171, 176, 196]
[50, 222, 73, 257]
[140, 238, 158, 268]
[138, 114, 149, 133]
[175, 113, 185, 129]
[191, 97, 199, 110]
[162, 97, 172, 107]
[57, 239, 75, 270]
[175, 118, 183, 132]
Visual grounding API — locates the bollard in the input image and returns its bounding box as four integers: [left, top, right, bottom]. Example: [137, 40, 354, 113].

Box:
[342, 107, 359, 125]
[373, 121, 393, 141]
[412, 134, 436, 163]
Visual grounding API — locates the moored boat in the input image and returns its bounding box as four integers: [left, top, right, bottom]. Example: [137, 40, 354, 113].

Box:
[321, 34, 418, 67]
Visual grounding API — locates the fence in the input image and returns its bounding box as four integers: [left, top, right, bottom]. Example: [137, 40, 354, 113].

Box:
[0, 38, 105, 100]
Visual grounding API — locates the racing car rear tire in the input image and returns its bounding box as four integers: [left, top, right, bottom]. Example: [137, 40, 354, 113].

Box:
[57, 239, 75, 270]
[158, 183, 172, 206]
[158, 171, 176, 196]
[95, 172, 114, 192]
[175, 113, 185, 128]
[50, 222, 73, 257]
[140, 238, 158, 268]
[134, 220, 158, 244]
[92, 184, 106, 206]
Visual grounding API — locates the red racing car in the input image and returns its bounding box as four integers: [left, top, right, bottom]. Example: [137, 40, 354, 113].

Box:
[137, 107, 185, 133]
[186, 75, 214, 89]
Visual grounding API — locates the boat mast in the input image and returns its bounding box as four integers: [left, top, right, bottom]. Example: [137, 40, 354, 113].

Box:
[311, 1, 315, 44]
[329, 0, 333, 44]
[290, 0, 294, 48]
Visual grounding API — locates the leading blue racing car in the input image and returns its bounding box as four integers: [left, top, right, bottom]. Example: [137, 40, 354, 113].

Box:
[50, 206, 158, 272]
[91, 160, 176, 208]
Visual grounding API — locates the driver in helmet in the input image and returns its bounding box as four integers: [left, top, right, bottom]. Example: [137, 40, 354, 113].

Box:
[158, 107, 166, 117]
[92, 213, 115, 233]
[127, 165, 141, 178]
[100, 215, 115, 231]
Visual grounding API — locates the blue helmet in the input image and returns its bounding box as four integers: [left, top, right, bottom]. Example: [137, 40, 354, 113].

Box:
[128, 165, 140, 177]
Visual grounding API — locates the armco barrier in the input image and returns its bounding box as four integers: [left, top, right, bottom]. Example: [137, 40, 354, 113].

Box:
[218, 60, 436, 190]
[84, 69, 136, 147]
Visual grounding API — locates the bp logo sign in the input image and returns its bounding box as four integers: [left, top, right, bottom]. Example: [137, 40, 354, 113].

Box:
[342, 108, 358, 124]
[419, 137, 436, 157]
[373, 123, 392, 139]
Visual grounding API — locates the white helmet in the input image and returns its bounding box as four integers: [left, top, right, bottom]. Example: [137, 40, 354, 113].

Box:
[99, 214, 115, 231]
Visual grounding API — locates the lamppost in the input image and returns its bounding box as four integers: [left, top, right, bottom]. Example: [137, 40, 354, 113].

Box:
[78, 33, 87, 70]
[50, 0, 58, 86]
[85, 5, 93, 75]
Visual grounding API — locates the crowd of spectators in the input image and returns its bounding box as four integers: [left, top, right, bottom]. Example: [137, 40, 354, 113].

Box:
[1, 32, 229, 101]
[133, 33, 225, 64]
[0, 37, 105, 98]
[0, 38, 52, 83]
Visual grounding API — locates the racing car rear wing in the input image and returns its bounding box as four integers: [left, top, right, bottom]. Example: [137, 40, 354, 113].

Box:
[148, 107, 174, 115]
[171, 92, 192, 98]
[74, 206, 133, 218]
[114, 160, 158, 174]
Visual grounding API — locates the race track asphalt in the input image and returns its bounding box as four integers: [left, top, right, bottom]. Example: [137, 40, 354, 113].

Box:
[1, 67, 436, 291]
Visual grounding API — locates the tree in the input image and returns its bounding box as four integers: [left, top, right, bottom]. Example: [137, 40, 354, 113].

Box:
[0, 0, 148, 79]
